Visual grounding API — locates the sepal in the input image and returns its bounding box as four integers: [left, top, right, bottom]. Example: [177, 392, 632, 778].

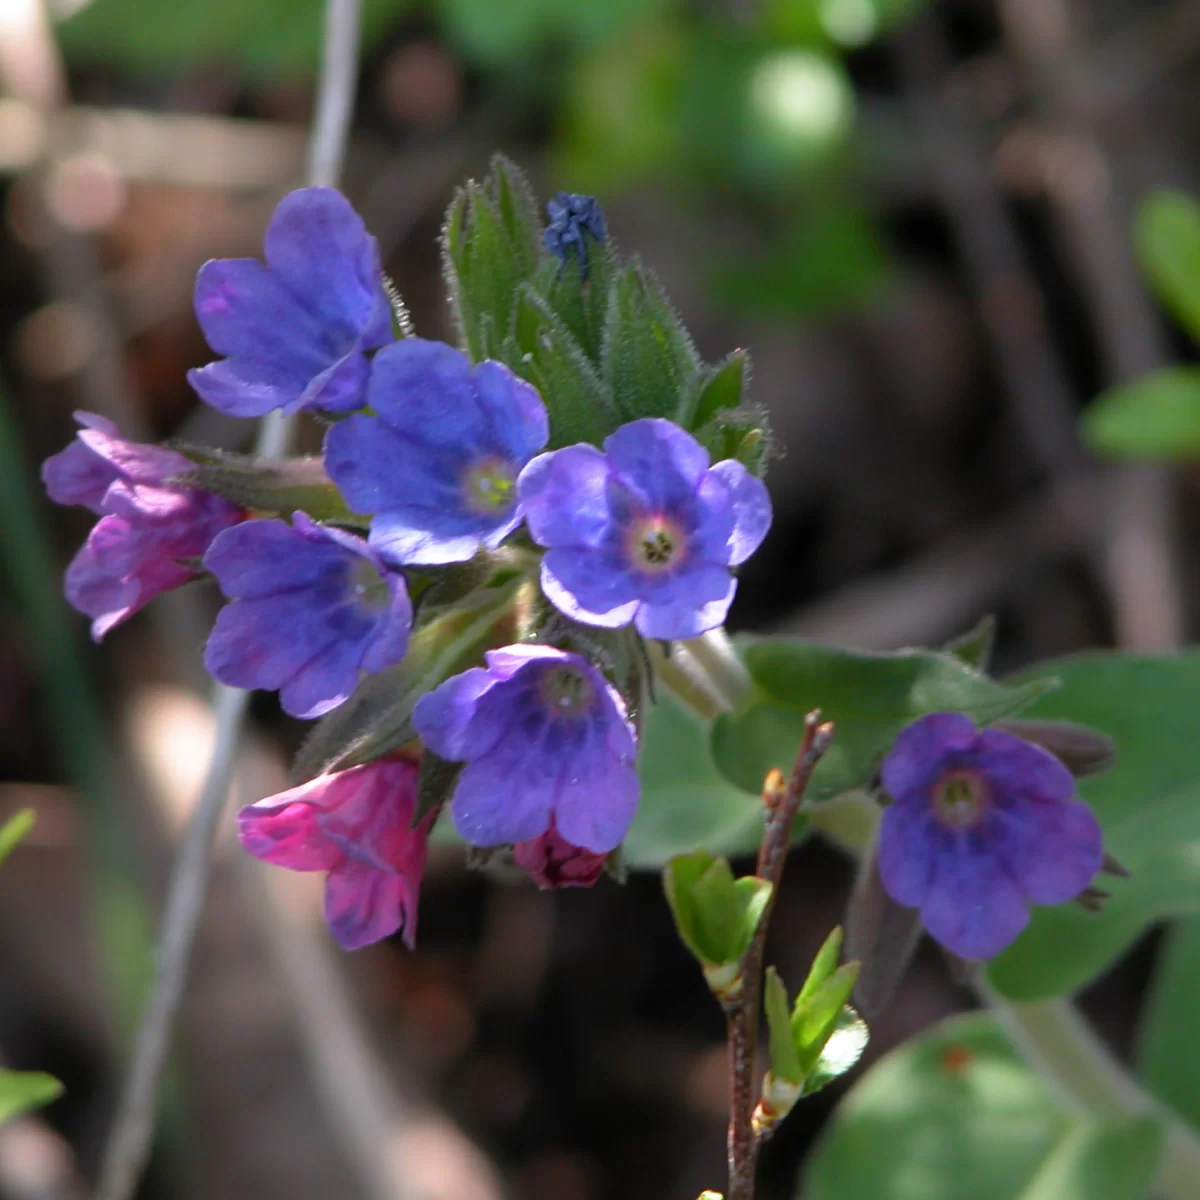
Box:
[677, 349, 748, 431]
[693, 406, 771, 477]
[662, 849, 772, 1005]
[602, 261, 701, 423]
[442, 154, 544, 362]
[173, 451, 361, 525]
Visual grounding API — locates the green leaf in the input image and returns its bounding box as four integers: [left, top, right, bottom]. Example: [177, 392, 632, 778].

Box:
[693, 407, 772, 477]
[797, 924, 843, 1006]
[1137, 916, 1200, 1130]
[623, 691, 768, 868]
[793, 964, 859, 1073]
[1084, 367, 1200, 460]
[677, 351, 748, 431]
[0, 1070, 63, 1125]
[1135, 189, 1200, 343]
[662, 850, 770, 966]
[711, 638, 1055, 799]
[803, 1014, 1070, 1200]
[414, 751, 463, 828]
[944, 614, 996, 671]
[1014, 1117, 1163, 1200]
[987, 652, 1200, 1000]
[765, 966, 805, 1083]
[506, 284, 619, 447]
[601, 262, 700, 423]
[0, 809, 34, 867]
[537, 243, 614, 365]
[442, 158, 544, 363]
[59, 0, 408, 76]
[801, 1005, 868, 1096]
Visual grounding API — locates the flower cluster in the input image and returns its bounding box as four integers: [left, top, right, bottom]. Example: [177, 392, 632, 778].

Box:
[41, 177, 773, 950]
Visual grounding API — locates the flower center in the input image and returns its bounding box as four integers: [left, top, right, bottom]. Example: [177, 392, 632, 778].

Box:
[462, 457, 516, 515]
[349, 558, 390, 611]
[539, 664, 595, 719]
[931, 769, 988, 830]
[627, 515, 685, 574]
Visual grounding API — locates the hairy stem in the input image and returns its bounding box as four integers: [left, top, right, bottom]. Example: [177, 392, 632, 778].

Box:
[727, 713, 834, 1200]
[93, 4, 363, 1198]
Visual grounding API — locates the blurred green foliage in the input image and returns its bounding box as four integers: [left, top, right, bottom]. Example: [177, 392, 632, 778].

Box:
[54, 0, 931, 320]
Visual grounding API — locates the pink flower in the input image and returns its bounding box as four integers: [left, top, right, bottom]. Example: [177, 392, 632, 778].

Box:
[513, 822, 608, 890]
[237, 757, 430, 950]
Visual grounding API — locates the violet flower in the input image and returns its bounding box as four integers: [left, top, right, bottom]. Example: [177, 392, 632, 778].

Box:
[42, 411, 242, 639]
[412, 645, 639, 853]
[878, 713, 1105, 960]
[189, 187, 392, 418]
[203, 513, 411, 719]
[324, 337, 548, 565]
[519, 417, 772, 639]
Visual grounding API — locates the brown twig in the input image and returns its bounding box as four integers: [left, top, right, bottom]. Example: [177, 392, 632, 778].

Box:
[726, 712, 834, 1200]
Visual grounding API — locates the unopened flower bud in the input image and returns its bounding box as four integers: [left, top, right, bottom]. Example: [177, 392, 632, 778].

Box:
[991, 719, 1116, 778]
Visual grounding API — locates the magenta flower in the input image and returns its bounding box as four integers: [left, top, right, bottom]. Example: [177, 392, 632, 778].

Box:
[41, 411, 243, 639]
[188, 187, 392, 418]
[412, 645, 639, 853]
[237, 757, 430, 950]
[203, 513, 412, 719]
[518, 418, 772, 639]
[513, 821, 608, 889]
[878, 713, 1105, 960]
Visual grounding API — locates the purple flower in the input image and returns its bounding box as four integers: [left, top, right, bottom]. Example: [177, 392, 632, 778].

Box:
[203, 513, 412, 719]
[519, 418, 772, 639]
[188, 188, 392, 418]
[878, 713, 1105, 960]
[41, 411, 243, 639]
[237, 756, 430, 950]
[324, 338, 549, 565]
[513, 820, 608, 889]
[545, 192, 607, 277]
[412, 645, 639, 853]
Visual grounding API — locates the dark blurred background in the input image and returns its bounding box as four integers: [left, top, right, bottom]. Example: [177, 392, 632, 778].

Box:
[0, 0, 1195, 1197]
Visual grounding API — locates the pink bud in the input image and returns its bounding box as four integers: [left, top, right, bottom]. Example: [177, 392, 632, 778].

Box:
[513, 822, 607, 889]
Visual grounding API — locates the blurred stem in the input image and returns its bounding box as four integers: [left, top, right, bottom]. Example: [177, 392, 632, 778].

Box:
[727, 713, 834, 1200]
[0, 380, 150, 1032]
[684, 629, 752, 710]
[95, 3, 362, 1198]
[648, 641, 728, 722]
[985, 992, 1200, 1200]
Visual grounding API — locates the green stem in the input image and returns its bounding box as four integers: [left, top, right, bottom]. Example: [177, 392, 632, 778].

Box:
[984, 992, 1200, 1200]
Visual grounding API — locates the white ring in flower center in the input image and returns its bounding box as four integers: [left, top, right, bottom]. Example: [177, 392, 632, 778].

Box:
[626, 514, 686, 575]
[931, 769, 988, 830]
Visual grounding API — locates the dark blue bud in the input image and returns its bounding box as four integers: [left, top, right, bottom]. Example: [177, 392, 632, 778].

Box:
[544, 192, 607, 277]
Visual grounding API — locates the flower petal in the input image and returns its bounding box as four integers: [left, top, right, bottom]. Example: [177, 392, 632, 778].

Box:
[989, 797, 1104, 905]
[877, 801, 941, 908]
[519, 444, 614, 549]
[603, 418, 710, 511]
[237, 795, 342, 872]
[972, 727, 1076, 805]
[633, 574, 736, 639]
[920, 834, 1030, 959]
[539, 557, 640, 629]
[451, 736, 559, 846]
[323, 859, 415, 950]
[705, 459, 772, 566]
[880, 712, 978, 804]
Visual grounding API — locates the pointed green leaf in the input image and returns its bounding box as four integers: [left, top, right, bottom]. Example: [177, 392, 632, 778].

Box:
[1135, 189, 1200, 344]
[0, 1069, 62, 1125]
[507, 284, 618, 446]
[765, 966, 804, 1084]
[793, 963, 860, 1071]
[602, 261, 700, 422]
[663, 849, 719, 962]
[414, 750, 463, 828]
[0, 809, 34, 868]
[689, 857, 742, 962]
[802, 1006, 868, 1096]
[730, 874, 773, 958]
[711, 638, 1056, 799]
[797, 925, 843, 1007]
[692, 407, 771, 477]
[943, 615, 996, 672]
[537, 244, 614, 365]
[678, 350, 748, 431]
